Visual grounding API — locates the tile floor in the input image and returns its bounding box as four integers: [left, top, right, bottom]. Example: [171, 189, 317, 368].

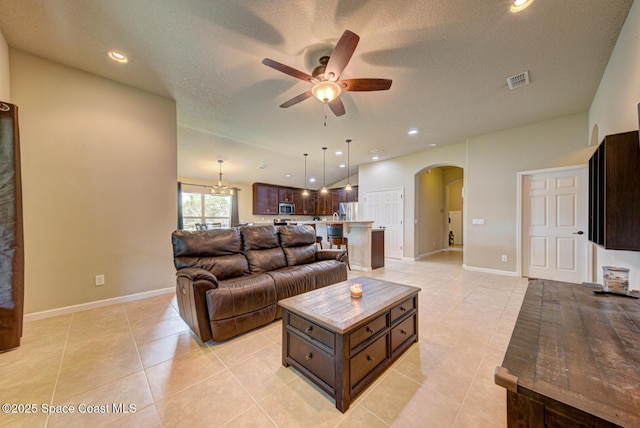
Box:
[0, 251, 528, 427]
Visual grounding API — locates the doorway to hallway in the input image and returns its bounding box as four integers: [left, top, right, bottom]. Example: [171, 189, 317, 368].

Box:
[416, 165, 464, 259]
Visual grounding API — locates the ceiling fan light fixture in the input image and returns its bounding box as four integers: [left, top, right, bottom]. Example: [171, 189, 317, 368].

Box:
[312, 80, 341, 103]
[510, 0, 534, 13]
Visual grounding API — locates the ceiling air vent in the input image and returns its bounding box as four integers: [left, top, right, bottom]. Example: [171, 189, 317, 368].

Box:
[507, 71, 530, 90]
[257, 162, 270, 169]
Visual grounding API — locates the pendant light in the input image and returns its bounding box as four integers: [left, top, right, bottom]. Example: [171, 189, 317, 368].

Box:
[345, 139, 352, 191]
[302, 153, 309, 196]
[211, 160, 232, 195]
[321, 147, 328, 194]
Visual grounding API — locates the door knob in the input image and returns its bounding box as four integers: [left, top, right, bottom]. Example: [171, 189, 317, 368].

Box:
[572, 231, 584, 235]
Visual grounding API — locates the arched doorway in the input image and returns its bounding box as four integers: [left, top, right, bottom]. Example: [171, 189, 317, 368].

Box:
[415, 165, 464, 260]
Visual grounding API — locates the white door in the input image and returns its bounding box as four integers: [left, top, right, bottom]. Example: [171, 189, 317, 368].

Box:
[365, 189, 404, 259]
[448, 211, 462, 246]
[523, 167, 588, 283]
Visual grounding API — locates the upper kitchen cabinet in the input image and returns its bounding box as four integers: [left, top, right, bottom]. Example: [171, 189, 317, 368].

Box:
[588, 131, 640, 251]
[294, 189, 316, 215]
[253, 183, 279, 215]
[278, 187, 295, 203]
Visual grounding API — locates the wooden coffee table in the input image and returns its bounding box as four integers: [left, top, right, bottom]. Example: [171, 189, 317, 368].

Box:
[278, 276, 420, 412]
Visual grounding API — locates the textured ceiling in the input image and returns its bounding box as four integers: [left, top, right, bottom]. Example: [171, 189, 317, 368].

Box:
[0, 0, 634, 188]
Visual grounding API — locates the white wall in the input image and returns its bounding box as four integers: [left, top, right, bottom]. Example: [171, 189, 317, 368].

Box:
[10, 50, 178, 314]
[418, 168, 444, 256]
[0, 29, 9, 101]
[359, 112, 589, 272]
[588, 0, 640, 289]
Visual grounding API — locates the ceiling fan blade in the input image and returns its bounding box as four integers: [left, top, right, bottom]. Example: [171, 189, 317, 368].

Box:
[262, 58, 317, 83]
[328, 97, 346, 117]
[324, 30, 360, 81]
[279, 90, 313, 108]
[339, 78, 392, 91]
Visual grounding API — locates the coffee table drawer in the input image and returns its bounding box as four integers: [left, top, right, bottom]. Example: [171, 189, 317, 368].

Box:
[391, 296, 415, 323]
[350, 334, 389, 389]
[350, 313, 387, 351]
[289, 313, 335, 350]
[288, 333, 336, 389]
[391, 314, 416, 352]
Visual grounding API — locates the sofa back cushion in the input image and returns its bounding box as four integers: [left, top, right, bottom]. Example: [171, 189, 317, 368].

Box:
[172, 229, 249, 280]
[241, 225, 287, 273]
[278, 225, 317, 266]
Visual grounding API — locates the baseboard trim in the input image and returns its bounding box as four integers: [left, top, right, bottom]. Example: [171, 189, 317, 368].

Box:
[24, 286, 175, 322]
[462, 264, 520, 277]
[416, 249, 445, 260]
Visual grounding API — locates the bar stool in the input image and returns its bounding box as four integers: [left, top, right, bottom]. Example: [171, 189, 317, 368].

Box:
[307, 223, 323, 249]
[327, 223, 350, 270]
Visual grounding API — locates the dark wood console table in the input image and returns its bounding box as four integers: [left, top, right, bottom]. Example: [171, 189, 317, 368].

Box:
[495, 279, 640, 427]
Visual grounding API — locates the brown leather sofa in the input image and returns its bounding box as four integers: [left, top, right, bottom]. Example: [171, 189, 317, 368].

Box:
[172, 224, 348, 342]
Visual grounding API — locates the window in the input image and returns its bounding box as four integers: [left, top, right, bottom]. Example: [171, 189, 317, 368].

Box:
[181, 185, 231, 229]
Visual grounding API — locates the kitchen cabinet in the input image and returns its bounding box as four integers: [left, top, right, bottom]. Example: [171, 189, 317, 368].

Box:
[371, 228, 384, 269]
[294, 190, 316, 215]
[316, 191, 332, 215]
[346, 185, 358, 202]
[588, 130, 640, 250]
[331, 188, 345, 214]
[253, 183, 279, 215]
[279, 187, 295, 203]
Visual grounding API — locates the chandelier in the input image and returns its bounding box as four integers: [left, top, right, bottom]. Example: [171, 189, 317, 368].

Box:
[211, 160, 232, 195]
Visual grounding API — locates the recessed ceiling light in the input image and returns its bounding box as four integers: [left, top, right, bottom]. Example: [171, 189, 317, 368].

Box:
[408, 129, 418, 135]
[309, 177, 316, 183]
[285, 174, 291, 178]
[335, 150, 343, 155]
[108, 50, 128, 63]
[510, 0, 534, 13]
[372, 156, 380, 160]
[339, 164, 346, 168]
[429, 143, 437, 147]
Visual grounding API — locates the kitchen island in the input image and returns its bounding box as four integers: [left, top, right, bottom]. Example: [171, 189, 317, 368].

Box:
[295, 221, 382, 271]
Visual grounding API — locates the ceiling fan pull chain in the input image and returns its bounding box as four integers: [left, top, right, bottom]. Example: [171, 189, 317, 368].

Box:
[324, 102, 328, 127]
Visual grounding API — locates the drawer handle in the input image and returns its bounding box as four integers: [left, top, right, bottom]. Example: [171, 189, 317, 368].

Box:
[400, 306, 407, 312]
[305, 326, 313, 334]
[367, 355, 375, 363]
[305, 353, 313, 361]
[400, 329, 407, 335]
[366, 327, 374, 334]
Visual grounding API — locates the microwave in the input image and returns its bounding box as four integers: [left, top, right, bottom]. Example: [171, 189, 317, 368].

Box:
[278, 202, 295, 215]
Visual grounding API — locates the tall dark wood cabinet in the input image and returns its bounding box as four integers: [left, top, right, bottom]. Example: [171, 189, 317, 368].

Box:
[0, 101, 24, 351]
[253, 183, 279, 215]
[588, 130, 640, 251]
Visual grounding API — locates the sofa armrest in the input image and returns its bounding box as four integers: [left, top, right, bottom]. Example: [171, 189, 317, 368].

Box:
[175, 268, 219, 342]
[316, 249, 347, 263]
[176, 267, 219, 286]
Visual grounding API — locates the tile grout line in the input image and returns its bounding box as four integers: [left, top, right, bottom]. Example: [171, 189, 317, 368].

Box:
[121, 303, 164, 426]
[45, 312, 74, 428]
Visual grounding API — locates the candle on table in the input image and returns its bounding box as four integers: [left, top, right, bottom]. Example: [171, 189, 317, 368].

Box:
[350, 283, 363, 298]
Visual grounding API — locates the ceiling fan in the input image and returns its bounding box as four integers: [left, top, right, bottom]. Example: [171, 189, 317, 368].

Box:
[262, 30, 392, 117]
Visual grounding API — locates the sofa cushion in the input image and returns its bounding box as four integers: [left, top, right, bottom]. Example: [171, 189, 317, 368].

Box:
[241, 225, 287, 273]
[172, 229, 249, 280]
[306, 259, 349, 288]
[245, 247, 287, 273]
[241, 225, 280, 251]
[278, 225, 317, 266]
[267, 265, 317, 302]
[173, 229, 242, 258]
[206, 274, 277, 321]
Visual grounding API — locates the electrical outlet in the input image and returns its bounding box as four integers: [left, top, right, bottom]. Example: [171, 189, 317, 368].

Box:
[95, 274, 105, 286]
[501, 255, 508, 262]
